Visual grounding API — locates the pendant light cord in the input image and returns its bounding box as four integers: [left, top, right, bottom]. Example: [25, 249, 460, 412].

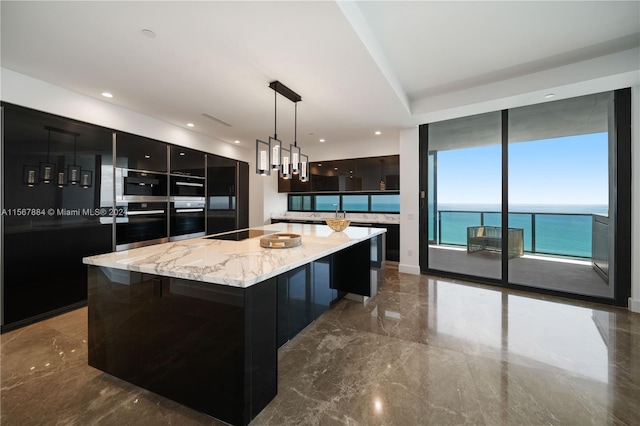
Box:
[74, 135, 77, 165]
[274, 89, 278, 139]
[47, 130, 51, 162]
[294, 102, 297, 147]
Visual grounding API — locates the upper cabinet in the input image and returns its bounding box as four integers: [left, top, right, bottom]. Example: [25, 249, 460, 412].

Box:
[115, 132, 168, 172]
[170, 145, 205, 177]
[279, 154, 399, 193]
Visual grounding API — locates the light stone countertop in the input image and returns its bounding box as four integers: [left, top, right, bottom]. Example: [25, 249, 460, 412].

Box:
[83, 223, 386, 288]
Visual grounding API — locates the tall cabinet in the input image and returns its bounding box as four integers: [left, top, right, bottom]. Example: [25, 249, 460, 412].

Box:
[1, 103, 114, 329]
[1, 103, 249, 331]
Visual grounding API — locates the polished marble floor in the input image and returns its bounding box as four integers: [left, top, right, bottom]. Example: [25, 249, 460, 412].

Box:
[2, 266, 639, 425]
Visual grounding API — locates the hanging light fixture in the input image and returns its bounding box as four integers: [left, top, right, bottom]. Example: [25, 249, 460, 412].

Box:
[290, 102, 301, 175]
[39, 128, 56, 184]
[67, 134, 81, 185]
[256, 81, 307, 182]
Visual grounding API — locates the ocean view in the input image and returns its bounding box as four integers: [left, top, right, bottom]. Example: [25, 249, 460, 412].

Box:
[430, 204, 608, 258]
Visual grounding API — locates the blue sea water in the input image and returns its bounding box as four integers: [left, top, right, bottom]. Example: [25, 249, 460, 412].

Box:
[431, 204, 607, 258]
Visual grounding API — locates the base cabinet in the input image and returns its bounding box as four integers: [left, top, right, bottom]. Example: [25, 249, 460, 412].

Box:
[88, 267, 277, 426]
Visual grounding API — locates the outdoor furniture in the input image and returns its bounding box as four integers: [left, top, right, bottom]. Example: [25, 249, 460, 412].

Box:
[467, 226, 524, 258]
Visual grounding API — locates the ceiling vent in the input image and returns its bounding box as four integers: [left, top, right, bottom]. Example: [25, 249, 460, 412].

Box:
[201, 113, 232, 127]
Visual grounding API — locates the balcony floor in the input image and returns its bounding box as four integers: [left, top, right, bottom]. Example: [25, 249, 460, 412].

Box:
[428, 245, 612, 298]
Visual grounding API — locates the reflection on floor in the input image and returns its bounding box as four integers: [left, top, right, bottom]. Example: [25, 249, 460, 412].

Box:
[2, 265, 639, 425]
[429, 245, 612, 298]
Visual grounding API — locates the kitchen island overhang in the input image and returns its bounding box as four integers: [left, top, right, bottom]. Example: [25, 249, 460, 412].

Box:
[83, 223, 386, 426]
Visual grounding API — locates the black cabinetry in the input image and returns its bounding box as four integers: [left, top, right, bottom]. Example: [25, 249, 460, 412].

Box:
[115, 132, 167, 172]
[207, 156, 248, 235]
[170, 145, 205, 176]
[1, 103, 113, 330]
[279, 154, 399, 193]
[88, 267, 277, 426]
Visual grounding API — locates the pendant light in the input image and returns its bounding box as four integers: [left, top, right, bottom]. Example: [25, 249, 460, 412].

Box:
[39, 128, 56, 184]
[290, 102, 301, 175]
[67, 134, 81, 185]
[257, 81, 307, 181]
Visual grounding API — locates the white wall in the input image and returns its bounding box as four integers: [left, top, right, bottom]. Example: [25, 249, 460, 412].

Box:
[399, 127, 420, 275]
[630, 85, 640, 313]
[1, 68, 250, 162]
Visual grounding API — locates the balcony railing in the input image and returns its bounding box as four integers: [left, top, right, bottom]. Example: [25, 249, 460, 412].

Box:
[434, 210, 596, 258]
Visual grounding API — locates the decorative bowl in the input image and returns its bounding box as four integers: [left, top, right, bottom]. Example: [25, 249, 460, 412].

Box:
[325, 219, 350, 232]
[260, 233, 301, 249]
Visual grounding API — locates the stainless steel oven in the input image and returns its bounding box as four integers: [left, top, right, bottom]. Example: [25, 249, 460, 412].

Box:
[170, 175, 205, 198]
[116, 168, 168, 201]
[170, 198, 206, 241]
[116, 201, 169, 250]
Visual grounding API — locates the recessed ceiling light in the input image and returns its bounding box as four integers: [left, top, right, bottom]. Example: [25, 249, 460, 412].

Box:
[101, 92, 113, 98]
[334, 167, 338, 170]
[544, 93, 555, 99]
[375, 131, 381, 135]
[234, 140, 240, 144]
[318, 163, 322, 167]
[144, 155, 151, 159]
[187, 123, 194, 127]
[141, 29, 156, 38]
[179, 152, 186, 156]
[319, 139, 325, 143]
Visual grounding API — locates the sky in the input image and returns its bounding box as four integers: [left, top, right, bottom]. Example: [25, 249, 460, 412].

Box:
[436, 132, 609, 206]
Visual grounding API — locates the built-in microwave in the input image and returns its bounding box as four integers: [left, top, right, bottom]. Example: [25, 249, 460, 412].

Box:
[116, 168, 168, 201]
[170, 175, 205, 198]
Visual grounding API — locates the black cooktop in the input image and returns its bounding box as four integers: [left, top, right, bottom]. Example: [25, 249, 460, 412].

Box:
[206, 229, 276, 241]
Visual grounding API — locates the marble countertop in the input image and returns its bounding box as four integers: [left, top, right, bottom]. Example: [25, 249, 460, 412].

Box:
[271, 212, 399, 224]
[83, 223, 386, 288]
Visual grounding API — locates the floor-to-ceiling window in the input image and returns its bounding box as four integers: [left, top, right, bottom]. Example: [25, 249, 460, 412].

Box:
[508, 93, 613, 298]
[426, 112, 502, 281]
[419, 90, 631, 306]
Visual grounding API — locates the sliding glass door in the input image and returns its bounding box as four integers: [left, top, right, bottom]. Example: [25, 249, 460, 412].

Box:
[426, 111, 502, 281]
[420, 89, 631, 305]
[508, 93, 614, 298]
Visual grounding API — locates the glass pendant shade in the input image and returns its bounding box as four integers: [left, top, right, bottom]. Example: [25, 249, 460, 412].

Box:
[280, 147, 292, 180]
[23, 165, 39, 187]
[68, 165, 81, 185]
[269, 137, 282, 170]
[57, 171, 67, 188]
[299, 153, 309, 182]
[255, 139, 271, 176]
[81, 170, 93, 188]
[39, 162, 56, 184]
[290, 144, 301, 174]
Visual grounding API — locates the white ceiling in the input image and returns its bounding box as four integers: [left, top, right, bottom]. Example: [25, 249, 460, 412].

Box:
[1, 1, 639, 150]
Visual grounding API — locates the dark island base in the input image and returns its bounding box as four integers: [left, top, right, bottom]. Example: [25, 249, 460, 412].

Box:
[88, 239, 378, 425]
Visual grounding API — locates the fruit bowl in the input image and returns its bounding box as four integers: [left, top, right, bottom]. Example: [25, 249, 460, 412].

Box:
[325, 219, 350, 232]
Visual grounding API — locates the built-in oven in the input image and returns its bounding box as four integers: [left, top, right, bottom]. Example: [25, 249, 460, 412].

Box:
[116, 168, 168, 201]
[170, 175, 205, 198]
[170, 197, 206, 241]
[116, 201, 169, 251]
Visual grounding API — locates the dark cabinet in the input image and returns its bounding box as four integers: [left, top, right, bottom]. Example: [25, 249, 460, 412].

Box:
[207, 156, 249, 235]
[115, 132, 168, 172]
[277, 262, 338, 348]
[280, 154, 399, 193]
[170, 146, 205, 177]
[1, 103, 113, 330]
[88, 267, 277, 426]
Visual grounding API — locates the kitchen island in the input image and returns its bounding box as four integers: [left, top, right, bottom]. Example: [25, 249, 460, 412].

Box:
[83, 223, 385, 426]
